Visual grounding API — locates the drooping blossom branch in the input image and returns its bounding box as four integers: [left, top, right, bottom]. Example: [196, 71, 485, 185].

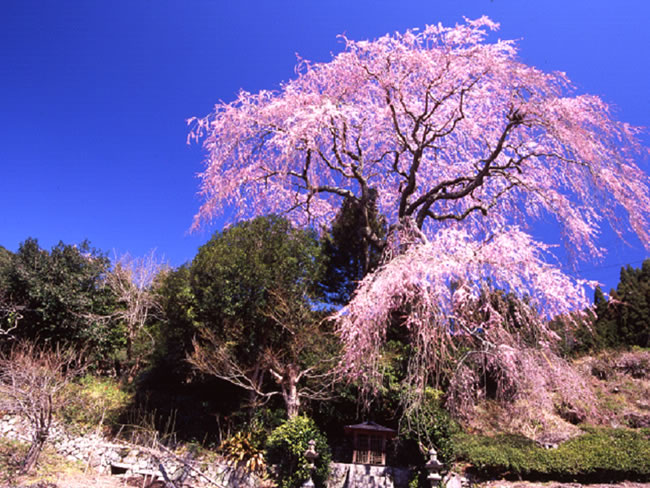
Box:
[334, 222, 593, 395]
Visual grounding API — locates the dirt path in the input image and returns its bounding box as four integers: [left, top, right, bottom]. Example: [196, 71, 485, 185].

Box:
[3, 472, 152, 488]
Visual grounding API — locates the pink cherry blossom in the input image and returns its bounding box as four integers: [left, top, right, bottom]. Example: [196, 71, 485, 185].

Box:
[191, 18, 649, 408]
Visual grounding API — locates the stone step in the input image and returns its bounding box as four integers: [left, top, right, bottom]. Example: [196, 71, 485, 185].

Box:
[346, 471, 394, 488]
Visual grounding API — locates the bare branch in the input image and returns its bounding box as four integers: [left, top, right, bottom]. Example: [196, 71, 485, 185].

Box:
[0, 342, 85, 474]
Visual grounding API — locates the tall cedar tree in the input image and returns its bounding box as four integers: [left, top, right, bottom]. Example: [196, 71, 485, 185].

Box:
[320, 192, 385, 305]
[593, 261, 650, 348]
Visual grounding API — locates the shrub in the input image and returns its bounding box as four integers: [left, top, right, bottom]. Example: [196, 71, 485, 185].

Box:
[265, 416, 331, 488]
[549, 427, 650, 479]
[0, 342, 84, 474]
[454, 427, 650, 481]
[454, 433, 545, 476]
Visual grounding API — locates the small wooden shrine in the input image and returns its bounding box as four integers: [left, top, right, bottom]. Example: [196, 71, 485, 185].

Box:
[344, 421, 397, 466]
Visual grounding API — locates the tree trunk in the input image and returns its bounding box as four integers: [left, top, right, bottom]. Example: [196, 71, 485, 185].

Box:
[247, 365, 265, 417]
[126, 329, 134, 363]
[20, 430, 47, 474]
[284, 369, 300, 419]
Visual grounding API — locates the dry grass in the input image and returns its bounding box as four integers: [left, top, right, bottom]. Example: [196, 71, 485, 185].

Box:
[0, 438, 152, 488]
[0, 438, 85, 487]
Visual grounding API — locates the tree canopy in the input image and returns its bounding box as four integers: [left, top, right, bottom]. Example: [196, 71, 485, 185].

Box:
[0, 239, 114, 351]
[190, 215, 322, 332]
[319, 193, 385, 304]
[189, 216, 333, 417]
[190, 18, 650, 407]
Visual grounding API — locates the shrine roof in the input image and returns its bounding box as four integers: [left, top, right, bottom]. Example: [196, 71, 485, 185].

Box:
[344, 421, 397, 434]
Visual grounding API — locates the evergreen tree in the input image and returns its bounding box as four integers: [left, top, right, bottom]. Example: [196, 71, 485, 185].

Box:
[189, 216, 334, 417]
[614, 262, 650, 347]
[592, 261, 650, 349]
[3, 239, 116, 354]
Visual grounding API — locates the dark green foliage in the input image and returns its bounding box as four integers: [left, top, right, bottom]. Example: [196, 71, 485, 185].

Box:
[454, 433, 548, 475]
[0, 239, 116, 359]
[320, 194, 385, 305]
[401, 388, 460, 464]
[611, 261, 650, 347]
[128, 263, 238, 446]
[150, 264, 197, 384]
[589, 260, 650, 350]
[0, 246, 20, 335]
[568, 286, 620, 353]
[265, 416, 332, 488]
[0, 246, 12, 285]
[454, 427, 650, 481]
[592, 286, 618, 347]
[192, 215, 322, 323]
[189, 215, 330, 418]
[191, 216, 323, 363]
[119, 217, 335, 444]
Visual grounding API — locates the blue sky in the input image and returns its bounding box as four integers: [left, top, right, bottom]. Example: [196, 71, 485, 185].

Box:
[1, 0, 649, 294]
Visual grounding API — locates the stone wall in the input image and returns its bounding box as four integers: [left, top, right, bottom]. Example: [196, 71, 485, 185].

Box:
[0, 413, 257, 487]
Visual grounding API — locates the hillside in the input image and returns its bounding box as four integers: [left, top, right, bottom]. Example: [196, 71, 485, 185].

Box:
[466, 350, 650, 441]
[1, 350, 648, 488]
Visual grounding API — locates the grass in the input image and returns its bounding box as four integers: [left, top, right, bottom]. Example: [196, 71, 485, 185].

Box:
[60, 375, 131, 434]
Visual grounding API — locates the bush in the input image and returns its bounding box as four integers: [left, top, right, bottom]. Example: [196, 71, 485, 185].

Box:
[454, 433, 545, 475]
[265, 416, 331, 488]
[454, 427, 650, 481]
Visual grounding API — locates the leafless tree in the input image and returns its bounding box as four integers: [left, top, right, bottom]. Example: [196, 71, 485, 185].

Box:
[0, 341, 85, 474]
[105, 250, 167, 381]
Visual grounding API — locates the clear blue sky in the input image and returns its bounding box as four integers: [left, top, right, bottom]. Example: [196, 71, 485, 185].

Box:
[1, 0, 649, 294]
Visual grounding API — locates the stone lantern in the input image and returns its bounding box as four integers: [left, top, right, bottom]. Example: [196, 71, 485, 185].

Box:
[302, 439, 319, 488]
[424, 448, 445, 486]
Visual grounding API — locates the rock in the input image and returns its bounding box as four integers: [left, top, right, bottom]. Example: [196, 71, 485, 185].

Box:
[443, 472, 463, 488]
[624, 412, 650, 428]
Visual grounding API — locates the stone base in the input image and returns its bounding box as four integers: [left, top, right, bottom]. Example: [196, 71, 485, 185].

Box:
[328, 462, 410, 488]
